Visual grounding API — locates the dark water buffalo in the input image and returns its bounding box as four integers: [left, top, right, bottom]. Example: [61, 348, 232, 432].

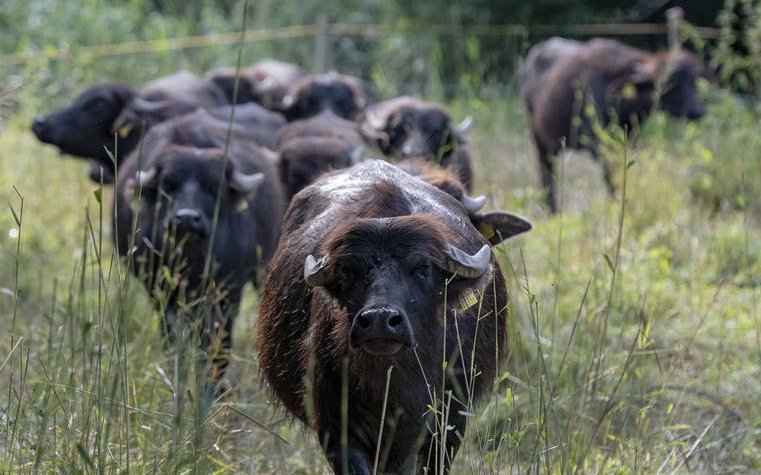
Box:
[31, 82, 138, 181]
[523, 38, 708, 212]
[205, 59, 306, 108]
[256, 160, 530, 474]
[521, 36, 584, 113]
[115, 112, 284, 387]
[112, 70, 228, 139]
[278, 72, 376, 121]
[277, 137, 359, 201]
[362, 96, 474, 190]
[31, 71, 228, 183]
[274, 110, 367, 151]
[205, 102, 286, 149]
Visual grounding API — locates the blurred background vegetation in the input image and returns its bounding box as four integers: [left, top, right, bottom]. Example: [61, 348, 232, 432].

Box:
[0, 0, 751, 111]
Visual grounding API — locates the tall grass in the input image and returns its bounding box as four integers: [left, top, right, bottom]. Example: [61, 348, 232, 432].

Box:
[2, 3, 761, 469]
[0, 85, 759, 473]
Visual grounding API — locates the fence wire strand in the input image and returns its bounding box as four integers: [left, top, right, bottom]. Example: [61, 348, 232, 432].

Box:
[1, 22, 721, 65]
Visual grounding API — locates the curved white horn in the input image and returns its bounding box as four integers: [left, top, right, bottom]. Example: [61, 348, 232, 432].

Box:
[261, 147, 280, 163]
[132, 97, 172, 113]
[365, 109, 386, 131]
[361, 120, 388, 142]
[455, 115, 473, 135]
[442, 244, 491, 278]
[253, 76, 277, 94]
[281, 94, 295, 108]
[135, 167, 157, 187]
[231, 170, 264, 194]
[461, 194, 487, 213]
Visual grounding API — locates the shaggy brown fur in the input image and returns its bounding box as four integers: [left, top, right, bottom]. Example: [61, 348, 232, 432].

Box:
[256, 160, 529, 474]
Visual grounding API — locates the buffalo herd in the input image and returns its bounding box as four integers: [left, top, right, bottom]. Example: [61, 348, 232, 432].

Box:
[30, 36, 708, 473]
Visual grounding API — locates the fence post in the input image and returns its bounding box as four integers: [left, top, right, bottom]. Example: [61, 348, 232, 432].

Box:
[666, 7, 684, 50]
[313, 14, 328, 73]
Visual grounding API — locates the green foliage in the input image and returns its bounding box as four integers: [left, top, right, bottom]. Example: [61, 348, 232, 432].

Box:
[714, 0, 761, 94]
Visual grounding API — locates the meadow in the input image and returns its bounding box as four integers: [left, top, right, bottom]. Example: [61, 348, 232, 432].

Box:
[0, 85, 759, 473]
[1, 2, 761, 472]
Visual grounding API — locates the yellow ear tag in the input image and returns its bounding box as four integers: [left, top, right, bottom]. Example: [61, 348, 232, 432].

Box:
[459, 288, 479, 311]
[697, 77, 710, 92]
[477, 222, 495, 241]
[117, 121, 134, 138]
[235, 199, 249, 213]
[622, 83, 637, 99]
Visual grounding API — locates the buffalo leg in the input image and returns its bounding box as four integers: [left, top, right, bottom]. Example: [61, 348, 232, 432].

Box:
[88, 161, 114, 184]
[537, 147, 557, 213]
[318, 427, 372, 475]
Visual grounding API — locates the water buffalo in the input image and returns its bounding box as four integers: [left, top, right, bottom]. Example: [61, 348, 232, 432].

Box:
[274, 110, 367, 151]
[521, 37, 584, 113]
[31, 70, 228, 183]
[256, 160, 530, 474]
[115, 112, 284, 387]
[31, 82, 138, 182]
[278, 72, 376, 121]
[277, 136, 359, 201]
[361, 96, 474, 190]
[523, 38, 708, 212]
[205, 59, 306, 108]
[112, 70, 228, 141]
[204, 103, 286, 149]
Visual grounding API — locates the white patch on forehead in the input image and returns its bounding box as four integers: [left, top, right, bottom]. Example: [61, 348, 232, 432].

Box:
[306, 160, 470, 238]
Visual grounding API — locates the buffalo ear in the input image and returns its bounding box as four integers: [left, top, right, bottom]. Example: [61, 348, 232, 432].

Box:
[471, 211, 532, 246]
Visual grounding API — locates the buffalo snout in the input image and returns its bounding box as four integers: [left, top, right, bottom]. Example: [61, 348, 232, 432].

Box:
[31, 116, 51, 141]
[350, 305, 414, 355]
[686, 105, 705, 120]
[172, 208, 208, 236]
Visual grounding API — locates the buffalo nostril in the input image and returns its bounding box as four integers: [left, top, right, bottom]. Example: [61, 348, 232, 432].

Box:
[357, 315, 371, 329]
[387, 314, 403, 328]
[32, 118, 47, 134]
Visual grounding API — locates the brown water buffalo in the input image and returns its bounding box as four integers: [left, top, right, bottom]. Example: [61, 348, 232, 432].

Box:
[521, 36, 584, 113]
[361, 96, 474, 190]
[278, 72, 376, 121]
[256, 160, 530, 474]
[115, 111, 284, 388]
[31, 70, 229, 183]
[205, 59, 306, 108]
[523, 38, 708, 212]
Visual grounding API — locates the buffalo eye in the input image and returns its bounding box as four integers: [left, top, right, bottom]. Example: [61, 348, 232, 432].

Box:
[160, 176, 177, 193]
[87, 97, 110, 113]
[336, 263, 355, 285]
[411, 262, 431, 280]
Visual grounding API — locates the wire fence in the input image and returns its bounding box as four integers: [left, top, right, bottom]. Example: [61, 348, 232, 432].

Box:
[0, 21, 722, 65]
